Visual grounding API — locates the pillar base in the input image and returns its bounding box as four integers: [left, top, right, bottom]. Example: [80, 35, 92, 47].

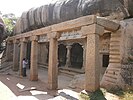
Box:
[48, 82, 58, 90]
[30, 75, 38, 81]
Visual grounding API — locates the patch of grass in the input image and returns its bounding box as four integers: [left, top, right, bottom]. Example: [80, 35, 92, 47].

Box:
[121, 91, 133, 100]
[80, 89, 106, 100]
[107, 88, 133, 100]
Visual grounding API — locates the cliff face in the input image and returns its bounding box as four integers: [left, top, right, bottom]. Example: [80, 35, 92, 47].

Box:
[13, 0, 132, 34]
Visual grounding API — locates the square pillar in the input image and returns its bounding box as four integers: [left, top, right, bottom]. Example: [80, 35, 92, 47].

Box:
[30, 36, 38, 81]
[13, 40, 19, 71]
[85, 33, 100, 91]
[6, 41, 12, 61]
[19, 38, 27, 76]
[48, 32, 58, 89]
[81, 24, 104, 92]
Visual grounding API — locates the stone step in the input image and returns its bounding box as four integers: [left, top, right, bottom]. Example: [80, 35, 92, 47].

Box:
[110, 48, 120, 52]
[110, 38, 121, 42]
[109, 57, 120, 61]
[109, 59, 120, 63]
[110, 45, 120, 48]
[103, 79, 116, 86]
[109, 57, 120, 62]
[109, 55, 120, 59]
[104, 76, 117, 84]
[111, 33, 121, 37]
[110, 41, 120, 45]
[59, 70, 79, 77]
[109, 51, 120, 55]
[110, 39, 120, 43]
[110, 46, 120, 49]
[107, 67, 121, 72]
[106, 70, 119, 76]
[105, 73, 117, 80]
[59, 67, 84, 74]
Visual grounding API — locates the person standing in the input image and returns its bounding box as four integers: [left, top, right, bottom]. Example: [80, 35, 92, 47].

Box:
[22, 58, 28, 77]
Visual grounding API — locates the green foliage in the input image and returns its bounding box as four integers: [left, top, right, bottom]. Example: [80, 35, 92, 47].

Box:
[109, 88, 133, 100]
[121, 90, 133, 100]
[80, 89, 106, 100]
[2, 13, 18, 36]
[79, 88, 133, 100]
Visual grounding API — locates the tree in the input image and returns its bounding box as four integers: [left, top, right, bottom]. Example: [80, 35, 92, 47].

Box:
[2, 13, 18, 37]
[0, 13, 18, 52]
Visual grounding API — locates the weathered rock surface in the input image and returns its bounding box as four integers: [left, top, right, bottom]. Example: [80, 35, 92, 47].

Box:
[0, 17, 5, 46]
[13, 0, 133, 35]
[101, 18, 133, 90]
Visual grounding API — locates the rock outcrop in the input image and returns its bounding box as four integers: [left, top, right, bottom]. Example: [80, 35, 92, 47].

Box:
[101, 18, 133, 90]
[0, 17, 5, 46]
[13, 0, 132, 35]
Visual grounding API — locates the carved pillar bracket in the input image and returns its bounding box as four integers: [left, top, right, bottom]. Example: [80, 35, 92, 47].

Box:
[81, 24, 104, 92]
[81, 24, 104, 36]
[30, 35, 38, 81]
[47, 32, 59, 89]
[65, 44, 72, 68]
[19, 38, 28, 76]
[13, 39, 19, 71]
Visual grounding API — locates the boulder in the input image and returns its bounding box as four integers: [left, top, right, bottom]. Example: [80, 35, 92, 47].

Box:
[0, 17, 5, 45]
[13, 0, 133, 34]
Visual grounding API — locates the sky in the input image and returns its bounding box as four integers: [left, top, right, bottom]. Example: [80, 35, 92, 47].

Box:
[0, 0, 53, 17]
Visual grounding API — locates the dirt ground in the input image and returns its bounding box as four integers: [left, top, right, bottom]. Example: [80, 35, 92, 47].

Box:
[0, 66, 121, 100]
[0, 67, 74, 100]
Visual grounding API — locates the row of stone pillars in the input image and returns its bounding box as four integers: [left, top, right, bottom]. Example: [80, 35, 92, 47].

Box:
[6, 24, 104, 92]
[12, 36, 38, 81]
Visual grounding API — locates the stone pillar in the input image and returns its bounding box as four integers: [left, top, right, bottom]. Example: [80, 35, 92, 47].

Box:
[48, 32, 58, 89]
[13, 40, 19, 71]
[82, 45, 86, 70]
[85, 33, 100, 91]
[81, 24, 104, 92]
[30, 36, 38, 81]
[19, 38, 27, 76]
[6, 41, 12, 61]
[65, 45, 72, 68]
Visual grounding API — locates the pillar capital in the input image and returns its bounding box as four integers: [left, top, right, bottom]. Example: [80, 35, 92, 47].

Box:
[30, 35, 38, 41]
[81, 24, 104, 36]
[47, 32, 61, 39]
[20, 38, 28, 43]
[66, 45, 72, 49]
[13, 39, 19, 44]
[6, 40, 12, 44]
